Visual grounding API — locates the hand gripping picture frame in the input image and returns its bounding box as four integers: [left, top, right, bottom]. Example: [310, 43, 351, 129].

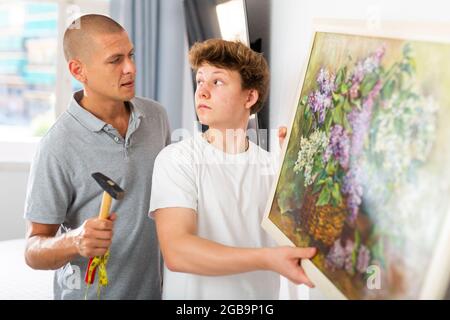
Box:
[262, 19, 450, 299]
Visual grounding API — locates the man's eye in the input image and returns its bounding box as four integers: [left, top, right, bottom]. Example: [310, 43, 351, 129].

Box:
[196, 80, 203, 85]
[110, 58, 120, 64]
[214, 80, 224, 85]
[129, 53, 135, 60]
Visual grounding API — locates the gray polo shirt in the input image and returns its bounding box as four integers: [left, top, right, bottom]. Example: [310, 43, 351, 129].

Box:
[24, 90, 170, 300]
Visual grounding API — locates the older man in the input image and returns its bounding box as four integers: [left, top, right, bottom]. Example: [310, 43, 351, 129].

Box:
[24, 14, 170, 300]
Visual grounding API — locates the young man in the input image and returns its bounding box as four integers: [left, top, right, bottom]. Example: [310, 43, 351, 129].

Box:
[24, 14, 170, 299]
[150, 39, 316, 299]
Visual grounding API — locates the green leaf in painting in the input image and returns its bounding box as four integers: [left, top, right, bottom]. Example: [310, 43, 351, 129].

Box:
[335, 67, 345, 88]
[400, 62, 412, 76]
[312, 182, 323, 194]
[381, 79, 395, 100]
[312, 158, 324, 176]
[302, 110, 313, 136]
[301, 95, 308, 106]
[340, 82, 349, 94]
[317, 169, 328, 182]
[352, 98, 362, 111]
[409, 58, 417, 73]
[355, 229, 361, 248]
[331, 182, 343, 205]
[326, 161, 335, 175]
[343, 98, 352, 113]
[332, 107, 342, 125]
[360, 73, 379, 96]
[332, 92, 341, 104]
[343, 114, 352, 133]
[325, 111, 333, 134]
[396, 72, 404, 90]
[316, 185, 331, 206]
[403, 43, 412, 58]
[350, 249, 357, 275]
[304, 104, 310, 116]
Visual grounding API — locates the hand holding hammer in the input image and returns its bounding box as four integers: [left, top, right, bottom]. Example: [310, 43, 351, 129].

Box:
[83, 172, 125, 293]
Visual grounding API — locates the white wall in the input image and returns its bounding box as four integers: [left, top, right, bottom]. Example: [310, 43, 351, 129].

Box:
[269, 0, 450, 300]
[0, 164, 29, 241]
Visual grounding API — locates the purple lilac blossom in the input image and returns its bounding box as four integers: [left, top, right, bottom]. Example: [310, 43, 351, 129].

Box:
[349, 46, 386, 99]
[343, 104, 372, 223]
[343, 80, 383, 222]
[307, 68, 336, 124]
[362, 80, 383, 110]
[326, 239, 370, 275]
[342, 167, 364, 222]
[325, 239, 346, 270]
[356, 245, 371, 274]
[308, 91, 332, 124]
[344, 240, 355, 274]
[317, 68, 336, 95]
[323, 125, 350, 169]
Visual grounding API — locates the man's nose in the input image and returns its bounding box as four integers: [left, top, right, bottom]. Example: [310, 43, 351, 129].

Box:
[123, 56, 136, 75]
[196, 83, 210, 99]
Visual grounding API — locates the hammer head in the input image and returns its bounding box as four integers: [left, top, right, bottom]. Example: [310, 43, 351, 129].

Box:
[91, 172, 125, 200]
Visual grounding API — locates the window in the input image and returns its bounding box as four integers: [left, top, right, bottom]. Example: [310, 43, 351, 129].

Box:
[216, 0, 249, 45]
[0, 0, 109, 162]
[0, 2, 57, 139]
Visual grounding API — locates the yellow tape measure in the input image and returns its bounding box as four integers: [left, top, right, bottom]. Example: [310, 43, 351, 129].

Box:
[84, 250, 110, 299]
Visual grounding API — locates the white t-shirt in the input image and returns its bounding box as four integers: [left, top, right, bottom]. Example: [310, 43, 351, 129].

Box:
[149, 133, 280, 300]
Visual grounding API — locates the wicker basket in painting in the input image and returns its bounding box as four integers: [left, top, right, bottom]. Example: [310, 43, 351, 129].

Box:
[298, 186, 348, 246]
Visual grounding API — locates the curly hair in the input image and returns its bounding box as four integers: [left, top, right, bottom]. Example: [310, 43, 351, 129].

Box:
[189, 39, 269, 114]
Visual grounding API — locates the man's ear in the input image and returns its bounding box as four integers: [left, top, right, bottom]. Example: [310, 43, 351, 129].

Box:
[68, 59, 87, 84]
[244, 89, 259, 111]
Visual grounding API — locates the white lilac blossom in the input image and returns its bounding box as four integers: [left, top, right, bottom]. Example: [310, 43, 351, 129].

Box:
[373, 93, 438, 179]
[294, 129, 329, 186]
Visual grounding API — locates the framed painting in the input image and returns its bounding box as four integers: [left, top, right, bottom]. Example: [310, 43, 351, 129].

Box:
[262, 19, 450, 299]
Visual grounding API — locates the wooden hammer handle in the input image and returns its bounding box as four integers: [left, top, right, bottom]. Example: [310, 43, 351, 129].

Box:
[98, 191, 112, 219]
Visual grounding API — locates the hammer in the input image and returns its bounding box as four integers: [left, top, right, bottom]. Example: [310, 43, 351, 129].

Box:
[91, 172, 125, 219]
[84, 172, 125, 286]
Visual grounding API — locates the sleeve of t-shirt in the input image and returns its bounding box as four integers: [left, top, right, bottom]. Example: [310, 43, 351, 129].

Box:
[24, 144, 72, 225]
[149, 145, 197, 218]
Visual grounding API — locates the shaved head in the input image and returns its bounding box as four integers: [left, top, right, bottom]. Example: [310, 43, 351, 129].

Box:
[63, 14, 125, 61]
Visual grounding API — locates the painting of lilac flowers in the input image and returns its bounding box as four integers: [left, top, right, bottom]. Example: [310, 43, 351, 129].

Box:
[263, 31, 450, 299]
